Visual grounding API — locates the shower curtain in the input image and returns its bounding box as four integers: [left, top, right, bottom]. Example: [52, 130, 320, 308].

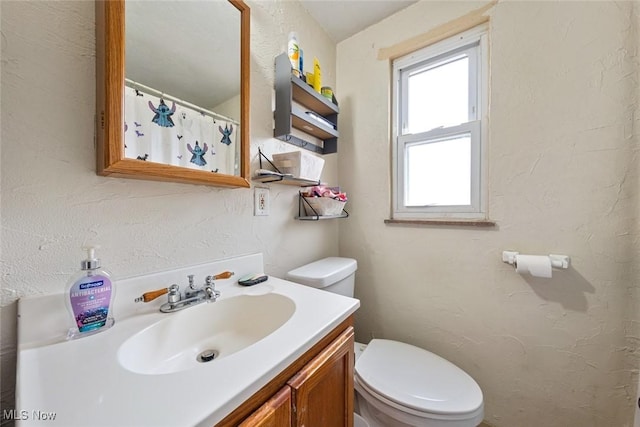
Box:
[124, 86, 238, 175]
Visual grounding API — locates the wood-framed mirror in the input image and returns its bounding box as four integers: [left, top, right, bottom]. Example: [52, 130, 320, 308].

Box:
[95, 0, 250, 188]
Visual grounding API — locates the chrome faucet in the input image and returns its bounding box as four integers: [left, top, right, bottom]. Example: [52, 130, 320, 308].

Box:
[184, 274, 198, 299]
[159, 278, 220, 313]
[134, 271, 233, 313]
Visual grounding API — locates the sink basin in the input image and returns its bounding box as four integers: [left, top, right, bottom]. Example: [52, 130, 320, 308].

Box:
[118, 293, 295, 375]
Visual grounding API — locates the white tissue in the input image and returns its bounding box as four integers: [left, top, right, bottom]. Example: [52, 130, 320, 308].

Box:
[515, 255, 552, 278]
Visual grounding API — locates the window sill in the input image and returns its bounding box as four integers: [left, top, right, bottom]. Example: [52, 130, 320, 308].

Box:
[384, 218, 496, 227]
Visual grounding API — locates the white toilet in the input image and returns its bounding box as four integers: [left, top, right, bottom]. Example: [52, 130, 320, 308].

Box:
[287, 257, 484, 427]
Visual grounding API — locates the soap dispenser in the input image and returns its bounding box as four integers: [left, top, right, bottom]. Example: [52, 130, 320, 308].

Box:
[66, 246, 115, 339]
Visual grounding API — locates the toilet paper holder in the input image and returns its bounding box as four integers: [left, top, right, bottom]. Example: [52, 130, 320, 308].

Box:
[502, 251, 570, 269]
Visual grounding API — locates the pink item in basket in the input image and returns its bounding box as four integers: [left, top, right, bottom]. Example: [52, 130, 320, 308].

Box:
[304, 185, 348, 201]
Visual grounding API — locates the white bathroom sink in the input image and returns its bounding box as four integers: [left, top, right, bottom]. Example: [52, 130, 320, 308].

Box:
[118, 293, 295, 375]
[16, 254, 359, 427]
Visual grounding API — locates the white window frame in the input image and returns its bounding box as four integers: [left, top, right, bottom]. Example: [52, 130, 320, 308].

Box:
[392, 25, 489, 220]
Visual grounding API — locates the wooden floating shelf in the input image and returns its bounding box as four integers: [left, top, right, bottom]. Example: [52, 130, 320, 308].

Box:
[291, 106, 337, 141]
[290, 77, 339, 116]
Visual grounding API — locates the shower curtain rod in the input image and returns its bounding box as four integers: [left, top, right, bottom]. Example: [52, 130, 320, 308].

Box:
[125, 78, 239, 125]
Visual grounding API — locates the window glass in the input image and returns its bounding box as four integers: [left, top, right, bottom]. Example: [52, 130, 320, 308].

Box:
[405, 134, 471, 206]
[407, 55, 469, 134]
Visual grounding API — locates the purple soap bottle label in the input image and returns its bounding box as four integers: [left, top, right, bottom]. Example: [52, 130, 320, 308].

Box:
[69, 275, 112, 333]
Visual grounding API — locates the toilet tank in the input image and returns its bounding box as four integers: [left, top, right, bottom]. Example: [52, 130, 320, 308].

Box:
[286, 257, 357, 297]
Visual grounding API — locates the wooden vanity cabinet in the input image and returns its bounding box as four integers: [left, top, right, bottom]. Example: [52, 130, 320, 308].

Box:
[288, 324, 354, 426]
[239, 387, 292, 427]
[217, 316, 355, 427]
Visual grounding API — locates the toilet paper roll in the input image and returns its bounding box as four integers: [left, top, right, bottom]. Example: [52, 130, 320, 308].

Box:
[515, 255, 552, 278]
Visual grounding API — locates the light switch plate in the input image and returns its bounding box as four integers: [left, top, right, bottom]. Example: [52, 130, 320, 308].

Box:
[254, 187, 269, 216]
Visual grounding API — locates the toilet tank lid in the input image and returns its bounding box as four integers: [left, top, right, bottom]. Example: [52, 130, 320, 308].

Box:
[286, 257, 357, 288]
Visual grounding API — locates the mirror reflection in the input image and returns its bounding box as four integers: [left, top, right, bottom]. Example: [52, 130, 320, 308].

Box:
[124, 1, 241, 176]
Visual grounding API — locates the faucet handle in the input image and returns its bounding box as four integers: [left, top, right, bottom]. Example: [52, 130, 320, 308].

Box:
[167, 284, 181, 303]
[204, 271, 234, 287]
[212, 271, 234, 280]
[134, 287, 169, 303]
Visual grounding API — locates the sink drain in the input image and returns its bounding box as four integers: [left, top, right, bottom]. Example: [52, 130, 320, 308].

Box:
[197, 349, 219, 363]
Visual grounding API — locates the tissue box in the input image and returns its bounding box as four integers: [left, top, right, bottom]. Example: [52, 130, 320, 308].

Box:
[303, 197, 346, 216]
[272, 151, 324, 181]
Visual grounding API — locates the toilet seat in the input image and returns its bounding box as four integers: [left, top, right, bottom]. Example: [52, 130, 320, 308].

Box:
[355, 339, 483, 419]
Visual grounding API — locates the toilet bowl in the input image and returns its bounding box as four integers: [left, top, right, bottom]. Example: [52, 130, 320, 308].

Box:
[287, 257, 484, 427]
[354, 413, 369, 427]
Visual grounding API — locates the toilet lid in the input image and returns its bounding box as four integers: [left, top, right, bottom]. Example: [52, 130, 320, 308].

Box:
[355, 339, 483, 415]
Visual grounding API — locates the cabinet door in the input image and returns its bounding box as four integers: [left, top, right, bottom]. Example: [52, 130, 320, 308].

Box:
[238, 386, 292, 427]
[288, 326, 355, 427]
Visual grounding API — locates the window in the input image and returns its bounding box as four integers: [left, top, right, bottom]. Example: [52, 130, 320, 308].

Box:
[392, 25, 488, 220]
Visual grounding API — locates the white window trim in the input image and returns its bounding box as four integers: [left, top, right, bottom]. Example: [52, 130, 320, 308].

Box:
[391, 24, 489, 221]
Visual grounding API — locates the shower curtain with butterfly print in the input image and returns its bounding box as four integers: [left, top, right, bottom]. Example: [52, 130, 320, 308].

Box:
[124, 86, 238, 175]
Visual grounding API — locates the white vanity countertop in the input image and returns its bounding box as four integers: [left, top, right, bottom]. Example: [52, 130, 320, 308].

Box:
[16, 253, 359, 426]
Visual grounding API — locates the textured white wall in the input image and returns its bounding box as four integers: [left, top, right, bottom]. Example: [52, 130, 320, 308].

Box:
[0, 0, 337, 414]
[337, 1, 640, 426]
